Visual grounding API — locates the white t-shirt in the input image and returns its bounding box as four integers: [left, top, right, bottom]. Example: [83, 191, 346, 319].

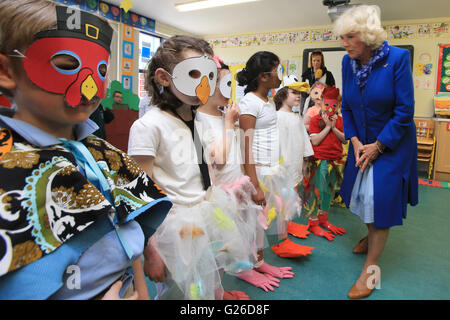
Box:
[195, 111, 242, 185]
[239, 93, 280, 166]
[277, 110, 314, 187]
[128, 106, 205, 205]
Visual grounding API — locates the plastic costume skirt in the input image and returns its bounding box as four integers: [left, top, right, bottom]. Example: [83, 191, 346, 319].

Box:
[299, 159, 344, 217]
[255, 164, 302, 240]
[219, 175, 267, 258]
[152, 185, 256, 300]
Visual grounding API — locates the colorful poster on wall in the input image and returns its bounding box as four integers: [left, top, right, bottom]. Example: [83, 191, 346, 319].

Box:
[389, 25, 417, 39]
[418, 24, 433, 37]
[98, 1, 121, 21]
[436, 44, 450, 94]
[122, 75, 133, 91]
[433, 23, 449, 37]
[80, 0, 98, 13]
[123, 24, 134, 41]
[123, 41, 134, 59]
[122, 58, 133, 76]
[121, 10, 155, 32]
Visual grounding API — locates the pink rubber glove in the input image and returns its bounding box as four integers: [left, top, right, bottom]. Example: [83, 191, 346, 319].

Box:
[236, 269, 280, 292]
[254, 262, 295, 279]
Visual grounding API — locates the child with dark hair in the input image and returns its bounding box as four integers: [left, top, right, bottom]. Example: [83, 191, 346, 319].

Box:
[236, 51, 311, 292]
[0, 0, 171, 300]
[299, 86, 347, 242]
[128, 36, 253, 300]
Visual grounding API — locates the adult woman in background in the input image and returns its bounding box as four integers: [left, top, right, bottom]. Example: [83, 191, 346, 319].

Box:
[334, 5, 418, 299]
[301, 50, 335, 87]
[301, 50, 335, 115]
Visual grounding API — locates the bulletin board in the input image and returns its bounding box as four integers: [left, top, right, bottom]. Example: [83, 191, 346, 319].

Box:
[436, 44, 450, 94]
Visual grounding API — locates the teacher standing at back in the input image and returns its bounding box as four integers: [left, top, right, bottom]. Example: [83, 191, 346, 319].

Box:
[333, 5, 418, 299]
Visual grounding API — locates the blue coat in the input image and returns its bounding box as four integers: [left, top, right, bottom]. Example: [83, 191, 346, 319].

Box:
[340, 45, 418, 228]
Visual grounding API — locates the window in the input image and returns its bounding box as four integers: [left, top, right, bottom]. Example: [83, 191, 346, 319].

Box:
[138, 31, 162, 98]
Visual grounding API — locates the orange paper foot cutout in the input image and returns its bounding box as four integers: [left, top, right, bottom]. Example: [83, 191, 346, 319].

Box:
[287, 221, 310, 239]
[308, 219, 335, 241]
[223, 290, 250, 300]
[272, 238, 314, 258]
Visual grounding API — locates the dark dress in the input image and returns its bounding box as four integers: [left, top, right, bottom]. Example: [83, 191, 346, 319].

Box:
[301, 66, 336, 87]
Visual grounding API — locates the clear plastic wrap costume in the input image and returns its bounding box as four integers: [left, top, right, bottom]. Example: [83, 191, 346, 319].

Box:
[255, 162, 302, 240]
[152, 185, 256, 300]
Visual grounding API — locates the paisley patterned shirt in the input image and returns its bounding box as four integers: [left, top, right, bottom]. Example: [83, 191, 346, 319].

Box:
[0, 126, 170, 278]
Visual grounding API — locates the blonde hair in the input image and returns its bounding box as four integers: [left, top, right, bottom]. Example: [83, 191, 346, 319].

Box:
[0, 0, 56, 55]
[333, 5, 386, 50]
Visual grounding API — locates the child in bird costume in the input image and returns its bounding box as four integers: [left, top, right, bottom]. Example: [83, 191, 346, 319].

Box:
[298, 86, 347, 241]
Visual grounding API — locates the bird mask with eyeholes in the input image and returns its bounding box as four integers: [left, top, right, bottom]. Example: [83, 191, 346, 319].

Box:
[21, 5, 113, 107]
[321, 85, 340, 117]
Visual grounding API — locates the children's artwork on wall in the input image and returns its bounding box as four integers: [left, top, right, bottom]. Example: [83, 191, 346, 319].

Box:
[119, 0, 134, 13]
[122, 75, 132, 91]
[433, 23, 449, 37]
[389, 25, 417, 39]
[288, 60, 299, 77]
[121, 10, 155, 32]
[418, 24, 433, 37]
[101, 80, 140, 111]
[436, 44, 450, 94]
[99, 1, 121, 21]
[415, 52, 433, 81]
[311, 30, 323, 42]
[122, 58, 133, 76]
[322, 30, 335, 42]
[80, 0, 98, 13]
[207, 20, 448, 49]
[123, 41, 134, 59]
[299, 30, 310, 42]
[123, 24, 134, 41]
[434, 94, 450, 116]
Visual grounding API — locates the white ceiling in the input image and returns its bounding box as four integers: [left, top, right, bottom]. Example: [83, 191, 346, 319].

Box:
[107, 0, 450, 36]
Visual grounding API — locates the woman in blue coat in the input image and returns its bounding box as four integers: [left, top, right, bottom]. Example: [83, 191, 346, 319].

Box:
[333, 5, 418, 299]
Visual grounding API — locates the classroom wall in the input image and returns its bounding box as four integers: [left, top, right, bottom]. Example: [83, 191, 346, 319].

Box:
[206, 17, 450, 118]
[109, 20, 198, 93]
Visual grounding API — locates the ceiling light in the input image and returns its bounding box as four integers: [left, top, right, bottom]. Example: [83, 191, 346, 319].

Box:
[175, 0, 261, 12]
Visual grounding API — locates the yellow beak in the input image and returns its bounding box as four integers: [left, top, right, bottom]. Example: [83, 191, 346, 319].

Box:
[81, 75, 98, 101]
[195, 76, 210, 105]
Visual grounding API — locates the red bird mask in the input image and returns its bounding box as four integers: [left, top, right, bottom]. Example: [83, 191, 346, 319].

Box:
[22, 6, 112, 107]
[321, 86, 340, 117]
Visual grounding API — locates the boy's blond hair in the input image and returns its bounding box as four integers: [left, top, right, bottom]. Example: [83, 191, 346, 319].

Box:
[0, 0, 56, 55]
